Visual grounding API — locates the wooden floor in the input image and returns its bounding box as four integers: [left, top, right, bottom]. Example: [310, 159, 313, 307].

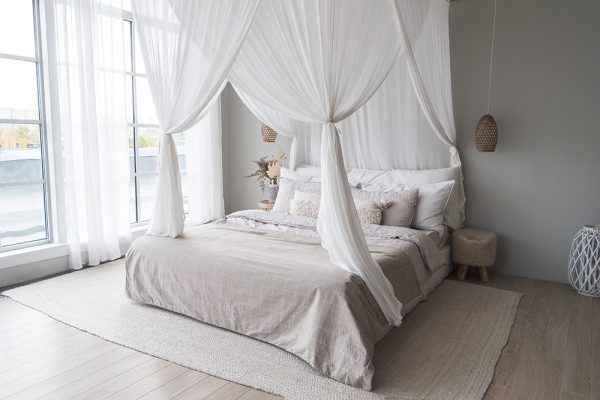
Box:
[0, 273, 598, 399]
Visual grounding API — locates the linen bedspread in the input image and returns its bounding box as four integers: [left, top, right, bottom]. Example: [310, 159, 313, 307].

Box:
[125, 210, 445, 390]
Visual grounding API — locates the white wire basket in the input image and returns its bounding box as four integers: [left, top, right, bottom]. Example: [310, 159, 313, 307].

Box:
[568, 225, 600, 297]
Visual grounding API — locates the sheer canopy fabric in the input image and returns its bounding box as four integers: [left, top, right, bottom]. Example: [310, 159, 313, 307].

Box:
[132, 0, 261, 237]
[185, 99, 225, 226]
[46, 0, 131, 269]
[133, 0, 461, 325]
[289, 0, 465, 225]
[230, 0, 404, 325]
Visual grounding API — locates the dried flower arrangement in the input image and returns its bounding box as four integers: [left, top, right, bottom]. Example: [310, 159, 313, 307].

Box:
[246, 145, 286, 193]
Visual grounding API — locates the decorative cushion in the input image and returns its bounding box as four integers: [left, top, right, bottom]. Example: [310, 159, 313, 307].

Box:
[351, 187, 418, 227]
[289, 190, 320, 218]
[354, 200, 384, 225]
[452, 229, 497, 267]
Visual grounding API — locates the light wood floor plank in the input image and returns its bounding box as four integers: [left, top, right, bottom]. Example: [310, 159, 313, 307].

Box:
[71, 358, 171, 400]
[172, 376, 229, 400]
[483, 276, 539, 399]
[4, 346, 134, 400]
[0, 353, 89, 398]
[0, 341, 128, 398]
[0, 340, 112, 385]
[104, 363, 188, 400]
[0, 333, 104, 373]
[0, 326, 84, 362]
[237, 389, 280, 400]
[592, 299, 600, 400]
[0, 322, 75, 352]
[139, 369, 208, 400]
[105, 352, 155, 375]
[0, 313, 57, 335]
[560, 390, 590, 400]
[0, 299, 42, 320]
[0, 310, 51, 331]
[562, 295, 593, 397]
[42, 369, 117, 400]
[540, 284, 577, 400]
[203, 382, 250, 400]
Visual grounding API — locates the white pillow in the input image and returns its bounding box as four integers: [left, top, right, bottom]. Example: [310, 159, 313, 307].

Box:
[352, 166, 461, 230]
[289, 190, 320, 218]
[361, 180, 454, 234]
[411, 181, 455, 233]
[272, 177, 320, 213]
[280, 167, 315, 182]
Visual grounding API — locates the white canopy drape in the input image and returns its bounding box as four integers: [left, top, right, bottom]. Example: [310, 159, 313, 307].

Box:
[132, 0, 261, 237]
[294, 0, 466, 225]
[132, 0, 461, 325]
[230, 0, 404, 324]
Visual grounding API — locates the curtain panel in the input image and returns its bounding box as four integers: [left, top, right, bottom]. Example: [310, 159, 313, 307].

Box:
[131, 0, 261, 237]
[230, 0, 404, 325]
[288, 0, 466, 225]
[45, 0, 131, 269]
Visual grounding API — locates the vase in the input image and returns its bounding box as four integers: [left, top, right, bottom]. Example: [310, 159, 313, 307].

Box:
[267, 182, 279, 203]
[568, 225, 600, 297]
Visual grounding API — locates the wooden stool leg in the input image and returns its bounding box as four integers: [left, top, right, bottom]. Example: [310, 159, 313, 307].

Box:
[456, 264, 469, 281]
[478, 267, 490, 283]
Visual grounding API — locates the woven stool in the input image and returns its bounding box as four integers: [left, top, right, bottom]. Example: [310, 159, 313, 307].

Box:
[452, 229, 497, 283]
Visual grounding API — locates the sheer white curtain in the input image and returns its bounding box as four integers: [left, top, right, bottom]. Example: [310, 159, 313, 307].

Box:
[185, 99, 224, 225]
[298, 58, 450, 171]
[45, 0, 131, 270]
[231, 0, 404, 325]
[395, 0, 465, 224]
[132, 0, 260, 237]
[291, 0, 466, 225]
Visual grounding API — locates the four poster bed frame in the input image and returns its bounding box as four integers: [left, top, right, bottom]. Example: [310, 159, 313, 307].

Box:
[125, 0, 464, 390]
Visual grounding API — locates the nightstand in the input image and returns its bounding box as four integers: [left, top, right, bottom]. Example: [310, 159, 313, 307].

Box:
[258, 200, 274, 211]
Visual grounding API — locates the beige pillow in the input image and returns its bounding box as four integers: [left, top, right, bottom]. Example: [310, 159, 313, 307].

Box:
[354, 200, 384, 225]
[351, 187, 418, 227]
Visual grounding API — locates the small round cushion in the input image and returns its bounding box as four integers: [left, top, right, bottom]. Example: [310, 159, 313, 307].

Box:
[452, 228, 497, 267]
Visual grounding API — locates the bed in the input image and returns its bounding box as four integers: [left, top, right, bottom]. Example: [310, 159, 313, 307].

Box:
[125, 208, 451, 390]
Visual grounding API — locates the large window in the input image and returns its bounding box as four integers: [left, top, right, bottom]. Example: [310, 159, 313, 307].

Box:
[123, 18, 187, 224]
[0, 0, 50, 251]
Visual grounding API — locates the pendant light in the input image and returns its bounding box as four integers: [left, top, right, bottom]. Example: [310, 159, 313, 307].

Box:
[476, 0, 498, 152]
[261, 123, 277, 142]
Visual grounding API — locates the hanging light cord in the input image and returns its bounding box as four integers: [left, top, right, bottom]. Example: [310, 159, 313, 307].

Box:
[486, 0, 497, 114]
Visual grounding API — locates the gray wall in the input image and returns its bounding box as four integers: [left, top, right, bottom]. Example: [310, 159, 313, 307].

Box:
[221, 0, 600, 283]
[222, 84, 292, 214]
[451, 0, 600, 282]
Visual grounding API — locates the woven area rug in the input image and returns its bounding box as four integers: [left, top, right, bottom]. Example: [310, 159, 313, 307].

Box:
[2, 261, 521, 400]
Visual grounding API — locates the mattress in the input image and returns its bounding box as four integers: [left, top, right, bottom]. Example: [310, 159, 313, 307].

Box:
[125, 210, 449, 390]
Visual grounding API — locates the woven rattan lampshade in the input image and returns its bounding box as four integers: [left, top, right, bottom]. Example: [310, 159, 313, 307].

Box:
[261, 124, 277, 142]
[475, 114, 498, 152]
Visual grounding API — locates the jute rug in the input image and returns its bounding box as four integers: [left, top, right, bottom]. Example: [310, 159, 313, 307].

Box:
[2, 261, 521, 400]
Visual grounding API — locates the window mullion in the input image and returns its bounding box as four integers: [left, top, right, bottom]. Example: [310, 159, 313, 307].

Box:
[129, 20, 141, 223]
[0, 53, 38, 63]
[32, 0, 52, 246]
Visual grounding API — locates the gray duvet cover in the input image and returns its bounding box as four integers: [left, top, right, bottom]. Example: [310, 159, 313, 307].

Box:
[125, 210, 446, 390]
